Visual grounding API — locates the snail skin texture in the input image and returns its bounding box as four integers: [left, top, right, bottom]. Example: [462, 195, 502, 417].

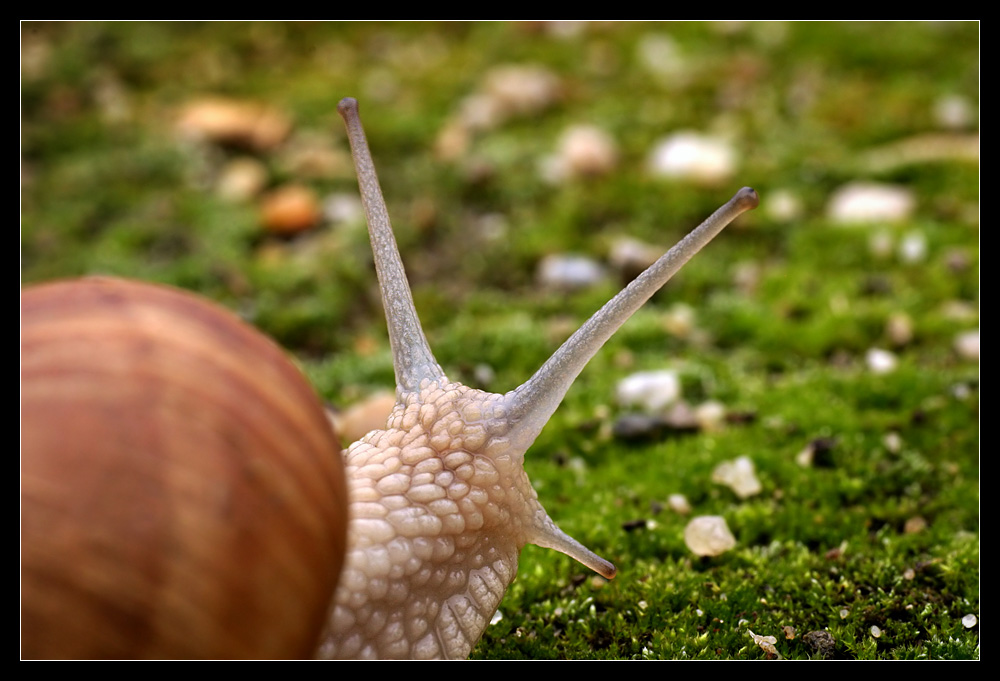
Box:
[19, 97, 757, 660]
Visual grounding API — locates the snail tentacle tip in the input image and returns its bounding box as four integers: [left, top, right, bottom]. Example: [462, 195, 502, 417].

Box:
[337, 96, 359, 118]
[735, 186, 760, 210]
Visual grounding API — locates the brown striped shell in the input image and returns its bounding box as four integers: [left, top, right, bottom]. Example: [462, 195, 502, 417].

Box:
[20, 277, 347, 659]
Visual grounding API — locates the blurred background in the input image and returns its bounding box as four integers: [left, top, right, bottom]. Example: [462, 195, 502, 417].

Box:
[21, 21, 979, 659]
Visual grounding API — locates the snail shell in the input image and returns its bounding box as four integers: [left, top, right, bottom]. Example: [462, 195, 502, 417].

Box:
[20, 277, 348, 659]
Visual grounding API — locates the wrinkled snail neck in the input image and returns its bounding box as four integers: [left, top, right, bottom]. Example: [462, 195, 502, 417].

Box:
[336, 96, 757, 583]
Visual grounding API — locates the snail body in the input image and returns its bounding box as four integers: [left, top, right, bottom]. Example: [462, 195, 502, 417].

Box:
[19, 97, 757, 660]
[317, 99, 757, 659]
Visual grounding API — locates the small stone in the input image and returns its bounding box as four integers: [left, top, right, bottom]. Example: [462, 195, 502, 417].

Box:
[216, 157, 269, 202]
[870, 625, 881, 638]
[637, 34, 688, 81]
[647, 131, 737, 185]
[456, 94, 504, 132]
[765, 188, 803, 222]
[434, 119, 471, 160]
[886, 312, 914, 347]
[802, 630, 836, 659]
[962, 614, 977, 629]
[684, 515, 736, 557]
[954, 329, 979, 361]
[952, 382, 972, 400]
[546, 124, 618, 181]
[711, 456, 762, 499]
[662, 303, 696, 339]
[662, 401, 700, 432]
[323, 192, 364, 225]
[732, 261, 761, 295]
[260, 184, 322, 235]
[473, 363, 496, 387]
[278, 130, 350, 178]
[667, 493, 691, 515]
[616, 370, 681, 412]
[537, 253, 607, 291]
[797, 436, 837, 469]
[898, 230, 928, 263]
[694, 400, 727, 432]
[934, 94, 974, 130]
[883, 431, 903, 453]
[480, 64, 562, 122]
[866, 347, 898, 374]
[609, 237, 663, 280]
[621, 518, 650, 532]
[611, 413, 664, 441]
[176, 97, 292, 151]
[827, 182, 915, 225]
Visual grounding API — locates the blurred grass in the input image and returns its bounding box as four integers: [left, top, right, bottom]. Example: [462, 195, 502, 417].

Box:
[21, 21, 978, 659]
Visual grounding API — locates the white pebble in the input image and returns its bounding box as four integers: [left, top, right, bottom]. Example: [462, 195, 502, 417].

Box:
[616, 369, 681, 412]
[668, 493, 691, 515]
[962, 614, 977, 628]
[954, 329, 979, 360]
[870, 625, 881, 638]
[323, 192, 364, 225]
[886, 312, 914, 347]
[482, 65, 562, 118]
[647, 131, 736, 184]
[883, 431, 903, 453]
[537, 253, 607, 291]
[609, 237, 662, 274]
[684, 516, 736, 557]
[934, 94, 974, 130]
[662, 303, 697, 339]
[827, 182, 915, 224]
[898, 230, 927, 263]
[694, 400, 727, 432]
[711, 456, 762, 499]
[866, 348, 898, 374]
[216, 157, 269, 202]
[765, 188, 803, 222]
[636, 34, 688, 80]
[547, 124, 618, 181]
[795, 444, 814, 468]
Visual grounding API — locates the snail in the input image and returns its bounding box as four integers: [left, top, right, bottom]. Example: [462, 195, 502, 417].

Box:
[20, 276, 349, 659]
[19, 96, 758, 660]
